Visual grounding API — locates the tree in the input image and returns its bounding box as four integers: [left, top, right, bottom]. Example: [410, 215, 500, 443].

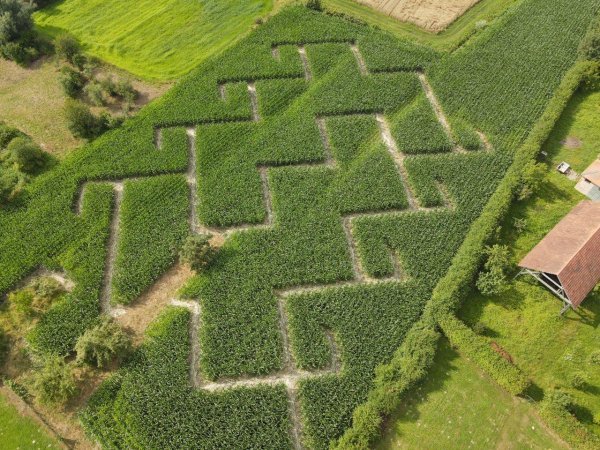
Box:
[579, 16, 600, 62]
[59, 65, 86, 98]
[54, 33, 80, 63]
[64, 99, 108, 139]
[476, 244, 511, 296]
[518, 162, 546, 200]
[179, 234, 216, 272]
[32, 355, 77, 407]
[6, 136, 46, 174]
[0, 0, 34, 45]
[75, 317, 131, 369]
[0, 121, 24, 148]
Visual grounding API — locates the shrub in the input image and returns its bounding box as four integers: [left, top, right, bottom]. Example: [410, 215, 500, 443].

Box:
[570, 371, 587, 389]
[0, 326, 8, 367]
[84, 80, 106, 106]
[8, 288, 36, 319]
[100, 76, 117, 96]
[59, 65, 86, 98]
[75, 317, 131, 369]
[588, 350, 600, 365]
[6, 137, 46, 174]
[54, 33, 80, 63]
[0, 0, 34, 45]
[179, 234, 216, 272]
[544, 389, 574, 411]
[579, 16, 600, 62]
[472, 321, 486, 335]
[0, 40, 38, 65]
[518, 162, 546, 200]
[32, 355, 77, 406]
[64, 99, 108, 139]
[0, 122, 24, 148]
[306, 0, 322, 11]
[114, 78, 138, 101]
[476, 244, 511, 296]
[0, 166, 20, 204]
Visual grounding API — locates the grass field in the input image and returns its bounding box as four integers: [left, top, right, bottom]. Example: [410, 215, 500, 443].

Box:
[324, 0, 519, 51]
[34, 0, 276, 81]
[0, 1, 597, 448]
[0, 393, 60, 450]
[460, 89, 600, 437]
[376, 340, 566, 450]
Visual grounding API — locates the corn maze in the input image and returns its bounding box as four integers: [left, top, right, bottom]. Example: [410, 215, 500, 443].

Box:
[0, 1, 597, 448]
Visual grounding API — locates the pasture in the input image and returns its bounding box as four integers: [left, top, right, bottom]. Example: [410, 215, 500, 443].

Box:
[0, 1, 598, 448]
[34, 0, 276, 81]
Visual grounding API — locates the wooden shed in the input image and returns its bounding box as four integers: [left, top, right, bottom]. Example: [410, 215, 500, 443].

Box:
[518, 200, 600, 312]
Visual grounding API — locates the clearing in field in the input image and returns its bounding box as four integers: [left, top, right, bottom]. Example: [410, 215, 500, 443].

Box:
[34, 0, 275, 81]
[354, 0, 482, 32]
[0, 1, 597, 448]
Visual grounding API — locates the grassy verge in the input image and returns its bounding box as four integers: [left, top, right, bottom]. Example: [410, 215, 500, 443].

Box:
[0, 392, 60, 450]
[323, 0, 519, 52]
[376, 339, 566, 450]
[460, 89, 600, 436]
[34, 0, 277, 82]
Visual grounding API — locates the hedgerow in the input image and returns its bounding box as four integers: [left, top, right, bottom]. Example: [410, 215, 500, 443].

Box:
[1, 3, 598, 449]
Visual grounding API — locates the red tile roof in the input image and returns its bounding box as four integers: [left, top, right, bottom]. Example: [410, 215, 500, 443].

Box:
[582, 159, 600, 187]
[519, 201, 600, 307]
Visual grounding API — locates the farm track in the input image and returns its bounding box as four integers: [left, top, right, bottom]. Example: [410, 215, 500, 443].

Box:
[60, 40, 490, 449]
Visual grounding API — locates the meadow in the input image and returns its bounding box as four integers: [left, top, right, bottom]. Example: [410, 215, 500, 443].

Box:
[34, 0, 276, 81]
[0, 1, 597, 449]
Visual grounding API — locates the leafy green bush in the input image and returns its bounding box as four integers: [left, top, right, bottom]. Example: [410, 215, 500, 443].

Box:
[84, 80, 106, 106]
[476, 244, 511, 296]
[179, 234, 216, 273]
[579, 16, 600, 62]
[6, 137, 46, 174]
[32, 355, 77, 407]
[0, 0, 33, 45]
[0, 122, 24, 148]
[59, 65, 86, 98]
[588, 350, 600, 365]
[64, 99, 108, 139]
[0, 166, 20, 204]
[306, 0, 322, 11]
[75, 317, 131, 369]
[0, 326, 8, 367]
[569, 371, 587, 389]
[54, 33, 80, 63]
[518, 161, 546, 200]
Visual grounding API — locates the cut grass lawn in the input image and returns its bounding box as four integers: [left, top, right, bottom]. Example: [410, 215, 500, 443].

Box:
[0, 393, 60, 450]
[376, 339, 567, 450]
[460, 89, 600, 436]
[323, 0, 519, 51]
[34, 0, 277, 81]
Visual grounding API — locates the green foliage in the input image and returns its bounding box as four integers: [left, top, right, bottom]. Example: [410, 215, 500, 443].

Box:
[569, 371, 587, 390]
[0, 167, 20, 204]
[579, 16, 600, 62]
[179, 234, 216, 273]
[588, 350, 600, 365]
[54, 33, 80, 63]
[59, 65, 86, 98]
[306, 0, 322, 11]
[32, 355, 77, 407]
[0, 0, 33, 45]
[75, 317, 131, 368]
[83, 80, 105, 106]
[6, 137, 47, 174]
[518, 161, 546, 200]
[476, 244, 511, 296]
[0, 122, 24, 149]
[0, 326, 8, 367]
[64, 99, 108, 139]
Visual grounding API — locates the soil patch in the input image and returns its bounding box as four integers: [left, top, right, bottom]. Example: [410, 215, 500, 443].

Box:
[115, 264, 194, 344]
[355, 0, 482, 32]
[561, 136, 582, 149]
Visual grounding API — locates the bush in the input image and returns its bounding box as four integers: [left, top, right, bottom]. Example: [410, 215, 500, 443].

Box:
[0, 122, 24, 148]
[518, 162, 546, 200]
[6, 137, 46, 174]
[544, 389, 574, 410]
[32, 355, 77, 406]
[84, 80, 106, 106]
[64, 99, 108, 139]
[59, 65, 86, 98]
[0, 40, 38, 65]
[476, 244, 511, 296]
[588, 350, 600, 365]
[54, 33, 80, 63]
[0, 0, 34, 45]
[579, 17, 600, 62]
[570, 371, 587, 389]
[0, 326, 8, 367]
[306, 0, 322, 11]
[75, 317, 131, 369]
[472, 321, 486, 335]
[179, 234, 216, 272]
[0, 167, 20, 204]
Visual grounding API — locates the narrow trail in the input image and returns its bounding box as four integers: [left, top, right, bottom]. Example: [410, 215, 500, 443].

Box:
[58, 40, 492, 450]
